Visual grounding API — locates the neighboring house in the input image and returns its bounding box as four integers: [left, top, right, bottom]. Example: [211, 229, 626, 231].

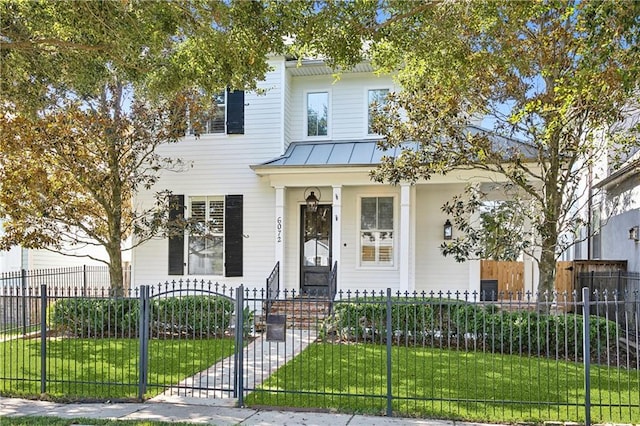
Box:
[592, 153, 640, 273]
[132, 57, 539, 294]
[0, 219, 111, 274]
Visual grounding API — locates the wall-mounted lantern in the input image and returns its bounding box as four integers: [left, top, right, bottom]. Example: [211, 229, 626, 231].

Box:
[304, 187, 320, 213]
[629, 225, 639, 242]
[444, 219, 453, 240]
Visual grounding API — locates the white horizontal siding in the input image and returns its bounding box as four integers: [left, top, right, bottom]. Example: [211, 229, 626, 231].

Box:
[414, 184, 470, 293]
[132, 59, 285, 287]
[288, 73, 396, 141]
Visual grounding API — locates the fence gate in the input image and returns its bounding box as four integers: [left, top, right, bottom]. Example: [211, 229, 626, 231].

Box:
[139, 282, 241, 399]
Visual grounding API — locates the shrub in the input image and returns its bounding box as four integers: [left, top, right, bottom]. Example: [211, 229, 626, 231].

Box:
[324, 299, 619, 363]
[50, 297, 140, 338]
[151, 295, 234, 338]
[50, 295, 235, 339]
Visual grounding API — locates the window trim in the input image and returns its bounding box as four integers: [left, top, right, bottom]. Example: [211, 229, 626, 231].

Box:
[187, 195, 225, 276]
[365, 87, 390, 137]
[167, 194, 244, 278]
[304, 90, 330, 139]
[357, 194, 398, 270]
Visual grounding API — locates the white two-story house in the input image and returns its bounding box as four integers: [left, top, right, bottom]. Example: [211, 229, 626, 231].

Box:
[132, 56, 538, 295]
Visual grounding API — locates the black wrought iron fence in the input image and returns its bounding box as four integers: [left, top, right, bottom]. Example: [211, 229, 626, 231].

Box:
[0, 281, 638, 425]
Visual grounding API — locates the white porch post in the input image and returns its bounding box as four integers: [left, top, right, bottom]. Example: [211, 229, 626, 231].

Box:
[274, 186, 285, 287]
[332, 185, 342, 293]
[400, 183, 411, 293]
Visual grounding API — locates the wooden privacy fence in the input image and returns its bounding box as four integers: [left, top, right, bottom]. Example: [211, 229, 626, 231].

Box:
[480, 260, 524, 295]
[481, 260, 629, 301]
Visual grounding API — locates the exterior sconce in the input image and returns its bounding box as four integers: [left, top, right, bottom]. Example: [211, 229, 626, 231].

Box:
[443, 219, 453, 240]
[304, 187, 320, 213]
[629, 225, 639, 242]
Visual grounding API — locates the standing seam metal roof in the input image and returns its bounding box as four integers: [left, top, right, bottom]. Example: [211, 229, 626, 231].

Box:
[257, 139, 421, 167]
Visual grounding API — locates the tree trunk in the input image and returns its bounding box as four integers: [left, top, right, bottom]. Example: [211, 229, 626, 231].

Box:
[108, 247, 124, 296]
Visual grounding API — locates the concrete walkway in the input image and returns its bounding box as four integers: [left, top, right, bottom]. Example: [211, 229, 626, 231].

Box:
[0, 396, 495, 425]
[152, 328, 317, 402]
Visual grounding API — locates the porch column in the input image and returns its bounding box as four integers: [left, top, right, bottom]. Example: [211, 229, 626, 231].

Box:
[332, 185, 342, 293]
[274, 186, 285, 285]
[400, 183, 411, 293]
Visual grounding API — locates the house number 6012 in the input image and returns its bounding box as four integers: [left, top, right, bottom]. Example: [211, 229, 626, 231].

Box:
[276, 216, 282, 242]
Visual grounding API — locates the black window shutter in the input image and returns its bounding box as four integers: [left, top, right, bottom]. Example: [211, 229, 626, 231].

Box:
[226, 89, 244, 134]
[168, 194, 185, 275]
[225, 194, 243, 277]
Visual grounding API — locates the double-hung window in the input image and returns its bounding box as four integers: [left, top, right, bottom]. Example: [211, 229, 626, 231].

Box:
[168, 194, 243, 277]
[188, 196, 225, 275]
[367, 88, 389, 135]
[191, 90, 245, 135]
[360, 196, 394, 266]
[198, 92, 226, 134]
[307, 92, 329, 137]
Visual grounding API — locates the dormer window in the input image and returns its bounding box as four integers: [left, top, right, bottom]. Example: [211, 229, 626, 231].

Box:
[306, 92, 329, 137]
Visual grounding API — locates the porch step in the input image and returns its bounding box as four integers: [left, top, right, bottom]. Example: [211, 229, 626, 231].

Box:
[265, 298, 331, 330]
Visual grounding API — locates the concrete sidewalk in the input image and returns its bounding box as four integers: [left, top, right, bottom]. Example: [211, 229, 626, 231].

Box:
[0, 396, 484, 425]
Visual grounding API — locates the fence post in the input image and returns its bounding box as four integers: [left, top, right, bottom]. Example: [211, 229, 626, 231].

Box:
[582, 286, 591, 426]
[83, 265, 88, 296]
[40, 284, 47, 394]
[21, 269, 27, 335]
[138, 285, 150, 401]
[234, 284, 245, 405]
[386, 288, 393, 417]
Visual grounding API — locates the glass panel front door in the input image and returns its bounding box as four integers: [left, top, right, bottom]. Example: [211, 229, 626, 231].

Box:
[300, 204, 332, 296]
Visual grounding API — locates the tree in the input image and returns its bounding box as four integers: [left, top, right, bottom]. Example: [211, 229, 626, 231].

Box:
[0, 0, 296, 290]
[297, 0, 640, 294]
[440, 185, 531, 263]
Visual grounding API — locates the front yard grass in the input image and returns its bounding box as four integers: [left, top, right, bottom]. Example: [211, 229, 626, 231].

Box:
[0, 337, 235, 400]
[245, 342, 640, 424]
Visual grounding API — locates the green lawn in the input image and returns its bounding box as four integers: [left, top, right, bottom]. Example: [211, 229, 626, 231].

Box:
[0, 337, 235, 400]
[245, 342, 640, 424]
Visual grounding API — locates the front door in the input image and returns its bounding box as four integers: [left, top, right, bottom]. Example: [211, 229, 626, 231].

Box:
[300, 204, 332, 296]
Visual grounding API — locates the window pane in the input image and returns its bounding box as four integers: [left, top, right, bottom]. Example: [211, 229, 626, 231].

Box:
[188, 235, 223, 275]
[307, 92, 328, 136]
[360, 232, 376, 261]
[360, 197, 394, 266]
[209, 200, 224, 233]
[378, 197, 394, 229]
[361, 198, 377, 230]
[368, 89, 389, 134]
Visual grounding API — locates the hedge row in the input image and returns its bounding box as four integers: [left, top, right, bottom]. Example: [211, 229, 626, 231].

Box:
[323, 300, 618, 360]
[50, 295, 234, 338]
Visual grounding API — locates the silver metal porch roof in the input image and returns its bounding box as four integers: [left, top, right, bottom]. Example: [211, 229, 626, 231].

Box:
[255, 139, 420, 168]
[253, 126, 533, 170]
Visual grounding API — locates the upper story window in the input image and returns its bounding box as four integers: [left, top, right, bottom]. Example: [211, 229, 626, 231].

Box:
[191, 90, 245, 136]
[307, 92, 329, 137]
[360, 196, 394, 267]
[198, 92, 226, 134]
[368, 88, 389, 135]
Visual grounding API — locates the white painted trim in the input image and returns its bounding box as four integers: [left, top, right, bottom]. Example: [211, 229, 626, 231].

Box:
[399, 183, 411, 293]
[303, 89, 331, 140]
[275, 186, 285, 283]
[356, 192, 399, 271]
[332, 185, 342, 292]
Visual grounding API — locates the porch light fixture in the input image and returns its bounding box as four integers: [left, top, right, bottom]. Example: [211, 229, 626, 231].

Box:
[629, 225, 639, 242]
[304, 187, 320, 213]
[443, 219, 453, 240]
